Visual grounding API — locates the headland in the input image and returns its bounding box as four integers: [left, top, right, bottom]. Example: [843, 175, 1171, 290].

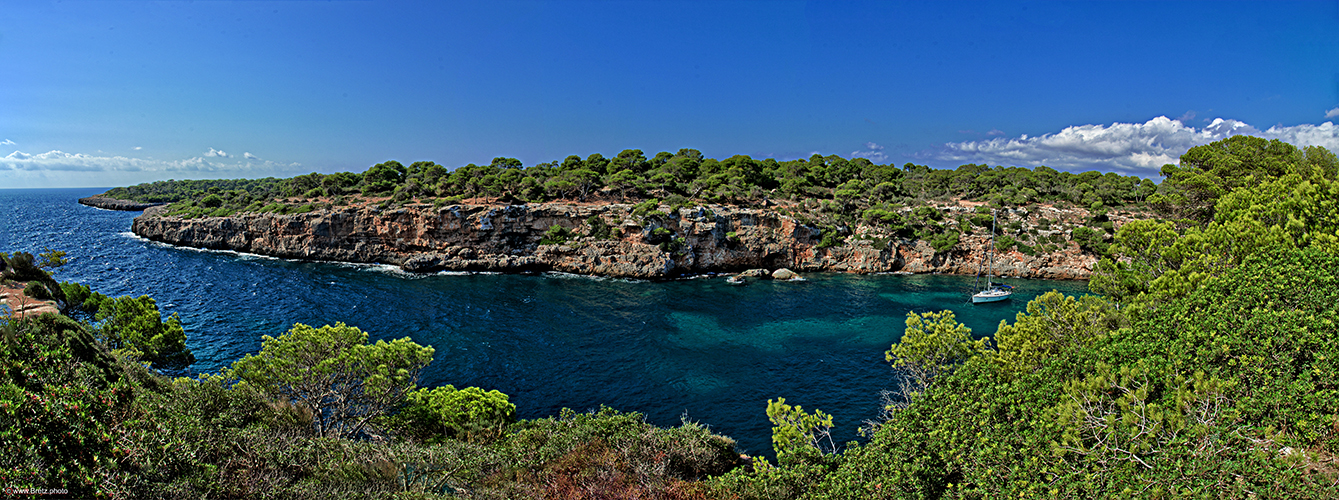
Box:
[130, 201, 1111, 280]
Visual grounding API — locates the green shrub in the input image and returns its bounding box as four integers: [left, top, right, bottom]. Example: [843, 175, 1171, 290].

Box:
[659, 236, 687, 255]
[0, 314, 128, 497]
[929, 231, 959, 254]
[93, 295, 194, 368]
[665, 194, 692, 213]
[816, 227, 845, 249]
[497, 407, 742, 495]
[23, 281, 52, 301]
[539, 224, 571, 245]
[362, 180, 396, 196]
[1070, 226, 1108, 254]
[910, 206, 942, 222]
[646, 226, 673, 244]
[229, 322, 434, 439]
[862, 206, 912, 236]
[971, 212, 994, 228]
[956, 215, 973, 234]
[394, 385, 516, 444]
[631, 198, 661, 218]
[586, 216, 613, 240]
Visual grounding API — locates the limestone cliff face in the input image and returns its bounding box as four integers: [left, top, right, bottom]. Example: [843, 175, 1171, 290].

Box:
[132, 202, 1106, 280]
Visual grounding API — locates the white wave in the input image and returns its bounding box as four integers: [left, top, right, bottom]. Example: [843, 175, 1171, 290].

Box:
[125, 234, 434, 279]
[434, 270, 504, 276]
[83, 205, 133, 212]
[679, 273, 721, 280]
[362, 263, 428, 279]
[541, 271, 647, 284]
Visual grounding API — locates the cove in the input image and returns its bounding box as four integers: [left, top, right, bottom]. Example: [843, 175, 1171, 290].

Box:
[2, 188, 1091, 456]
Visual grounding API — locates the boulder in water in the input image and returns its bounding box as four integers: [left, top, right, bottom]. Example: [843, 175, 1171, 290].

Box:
[772, 268, 798, 280]
[739, 268, 770, 279]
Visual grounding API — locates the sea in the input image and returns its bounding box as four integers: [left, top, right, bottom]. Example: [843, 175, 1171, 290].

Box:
[1, 187, 1091, 456]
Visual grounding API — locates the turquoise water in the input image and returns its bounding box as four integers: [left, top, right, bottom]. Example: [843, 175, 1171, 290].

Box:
[2, 188, 1091, 455]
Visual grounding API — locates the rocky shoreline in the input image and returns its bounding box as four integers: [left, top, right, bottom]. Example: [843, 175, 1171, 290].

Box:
[131, 202, 1108, 280]
[79, 196, 165, 211]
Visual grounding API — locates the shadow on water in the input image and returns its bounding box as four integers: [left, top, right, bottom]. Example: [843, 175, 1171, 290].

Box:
[2, 189, 1093, 458]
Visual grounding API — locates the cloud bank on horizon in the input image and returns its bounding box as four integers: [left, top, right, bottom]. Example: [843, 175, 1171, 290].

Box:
[1, 148, 305, 188]
[5, 114, 1339, 188]
[927, 115, 1339, 177]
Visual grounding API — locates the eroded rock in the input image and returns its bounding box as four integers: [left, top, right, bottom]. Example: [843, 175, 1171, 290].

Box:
[131, 202, 1104, 280]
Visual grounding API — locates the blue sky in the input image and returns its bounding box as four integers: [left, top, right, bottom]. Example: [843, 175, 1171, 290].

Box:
[3, 0, 1338, 188]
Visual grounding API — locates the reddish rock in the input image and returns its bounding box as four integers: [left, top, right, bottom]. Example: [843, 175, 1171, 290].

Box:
[132, 202, 1108, 280]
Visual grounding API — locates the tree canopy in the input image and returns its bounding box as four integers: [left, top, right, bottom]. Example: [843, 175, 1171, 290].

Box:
[718, 136, 1339, 498]
[102, 148, 1158, 225]
[229, 322, 435, 439]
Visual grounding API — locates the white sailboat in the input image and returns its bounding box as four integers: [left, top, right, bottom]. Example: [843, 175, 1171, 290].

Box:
[973, 209, 1013, 304]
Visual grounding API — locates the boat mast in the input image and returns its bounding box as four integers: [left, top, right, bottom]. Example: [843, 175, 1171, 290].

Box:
[987, 210, 996, 288]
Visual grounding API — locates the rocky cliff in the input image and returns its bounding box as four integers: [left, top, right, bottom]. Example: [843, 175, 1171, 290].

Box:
[132, 202, 1109, 280]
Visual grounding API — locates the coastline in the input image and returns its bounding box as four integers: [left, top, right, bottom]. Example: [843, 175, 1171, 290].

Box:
[130, 202, 1104, 280]
[78, 195, 165, 211]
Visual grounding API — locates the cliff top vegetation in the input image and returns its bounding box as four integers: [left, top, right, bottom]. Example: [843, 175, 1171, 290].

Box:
[99, 149, 1157, 222]
[100, 149, 1167, 262]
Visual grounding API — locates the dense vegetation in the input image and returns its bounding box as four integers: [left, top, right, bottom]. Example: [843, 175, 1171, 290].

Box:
[103, 151, 1156, 213]
[1, 252, 740, 498]
[99, 150, 1157, 259]
[709, 136, 1339, 498]
[12, 135, 1337, 497]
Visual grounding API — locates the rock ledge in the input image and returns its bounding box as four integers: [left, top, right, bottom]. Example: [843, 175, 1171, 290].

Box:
[131, 202, 1102, 280]
[79, 196, 164, 211]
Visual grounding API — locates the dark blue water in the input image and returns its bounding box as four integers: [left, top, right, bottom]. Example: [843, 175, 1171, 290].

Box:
[1, 188, 1089, 456]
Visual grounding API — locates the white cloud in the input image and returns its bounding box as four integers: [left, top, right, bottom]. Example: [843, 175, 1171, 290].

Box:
[1262, 121, 1339, 151]
[132, 146, 142, 150]
[204, 148, 230, 158]
[0, 149, 305, 187]
[1326, 107, 1339, 119]
[926, 116, 1339, 177]
[244, 152, 260, 160]
[1, 139, 14, 146]
[986, 129, 1005, 136]
[851, 142, 888, 162]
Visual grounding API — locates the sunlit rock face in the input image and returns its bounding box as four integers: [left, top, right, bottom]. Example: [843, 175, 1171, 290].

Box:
[133, 202, 1106, 280]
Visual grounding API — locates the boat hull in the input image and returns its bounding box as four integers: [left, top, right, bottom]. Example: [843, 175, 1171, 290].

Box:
[972, 291, 1012, 303]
